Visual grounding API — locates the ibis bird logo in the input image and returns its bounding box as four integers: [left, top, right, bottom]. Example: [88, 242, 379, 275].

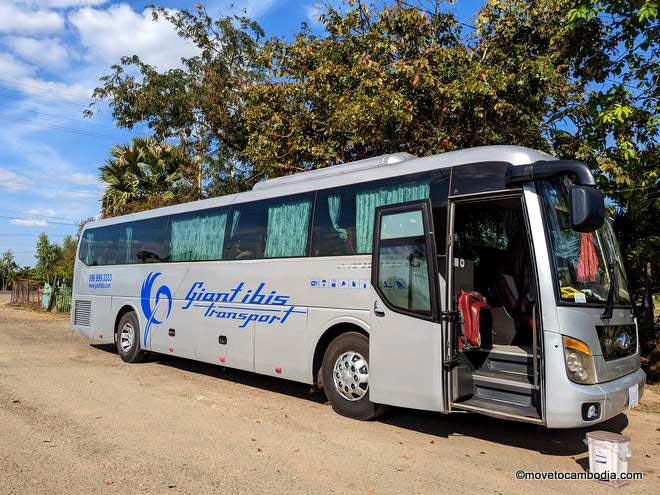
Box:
[140, 272, 173, 347]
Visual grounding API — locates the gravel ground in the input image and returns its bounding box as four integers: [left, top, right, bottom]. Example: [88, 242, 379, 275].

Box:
[0, 304, 658, 494]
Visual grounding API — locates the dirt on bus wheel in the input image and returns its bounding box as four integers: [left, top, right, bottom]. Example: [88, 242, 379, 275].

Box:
[0, 304, 659, 495]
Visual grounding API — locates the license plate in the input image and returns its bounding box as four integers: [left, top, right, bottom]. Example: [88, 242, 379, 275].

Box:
[628, 384, 639, 409]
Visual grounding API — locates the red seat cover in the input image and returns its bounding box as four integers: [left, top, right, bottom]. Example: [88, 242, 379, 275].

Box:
[457, 289, 489, 349]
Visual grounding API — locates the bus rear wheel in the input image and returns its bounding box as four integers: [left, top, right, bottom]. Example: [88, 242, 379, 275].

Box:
[116, 311, 146, 363]
[321, 332, 386, 420]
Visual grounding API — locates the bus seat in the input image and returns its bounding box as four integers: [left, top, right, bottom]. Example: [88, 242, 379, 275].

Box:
[496, 274, 533, 333]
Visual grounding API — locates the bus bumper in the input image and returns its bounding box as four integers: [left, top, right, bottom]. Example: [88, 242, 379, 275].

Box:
[546, 368, 646, 428]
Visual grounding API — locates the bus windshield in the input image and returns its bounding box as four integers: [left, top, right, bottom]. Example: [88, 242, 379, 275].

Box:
[538, 179, 630, 306]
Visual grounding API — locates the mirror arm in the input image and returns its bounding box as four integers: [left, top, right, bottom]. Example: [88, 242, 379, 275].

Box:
[505, 160, 596, 187]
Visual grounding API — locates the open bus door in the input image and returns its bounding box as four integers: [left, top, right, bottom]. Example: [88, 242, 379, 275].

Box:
[368, 200, 445, 412]
[445, 195, 543, 423]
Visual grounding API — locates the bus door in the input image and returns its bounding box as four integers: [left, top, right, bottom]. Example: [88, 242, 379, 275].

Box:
[445, 195, 542, 421]
[368, 200, 445, 411]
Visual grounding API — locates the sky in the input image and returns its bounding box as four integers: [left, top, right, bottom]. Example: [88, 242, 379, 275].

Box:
[0, 0, 483, 267]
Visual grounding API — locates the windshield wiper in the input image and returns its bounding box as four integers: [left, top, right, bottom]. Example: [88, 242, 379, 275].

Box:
[601, 261, 616, 319]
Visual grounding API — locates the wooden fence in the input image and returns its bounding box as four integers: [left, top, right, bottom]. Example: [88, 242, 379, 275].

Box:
[10, 280, 71, 313]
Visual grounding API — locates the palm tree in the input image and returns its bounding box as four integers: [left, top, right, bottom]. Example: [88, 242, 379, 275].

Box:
[99, 138, 196, 217]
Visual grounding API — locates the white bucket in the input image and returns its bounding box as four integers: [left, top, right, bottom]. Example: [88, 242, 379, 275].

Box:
[586, 430, 631, 484]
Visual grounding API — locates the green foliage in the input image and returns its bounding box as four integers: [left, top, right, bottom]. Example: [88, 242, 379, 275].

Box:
[0, 250, 18, 290]
[35, 233, 63, 286]
[99, 138, 197, 216]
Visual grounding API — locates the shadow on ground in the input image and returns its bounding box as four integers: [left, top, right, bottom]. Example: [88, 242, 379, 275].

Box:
[91, 343, 628, 457]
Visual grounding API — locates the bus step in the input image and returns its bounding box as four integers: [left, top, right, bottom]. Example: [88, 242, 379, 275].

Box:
[464, 347, 537, 378]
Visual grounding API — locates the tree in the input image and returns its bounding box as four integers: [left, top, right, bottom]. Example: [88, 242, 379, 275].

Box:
[0, 250, 18, 291]
[35, 233, 63, 286]
[87, 6, 266, 196]
[99, 138, 197, 217]
[55, 236, 77, 286]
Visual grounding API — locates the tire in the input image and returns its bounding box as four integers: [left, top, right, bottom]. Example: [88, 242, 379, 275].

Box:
[321, 332, 387, 420]
[116, 311, 146, 363]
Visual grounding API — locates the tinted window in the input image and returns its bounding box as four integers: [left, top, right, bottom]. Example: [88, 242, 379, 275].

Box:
[312, 187, 357, 256]
[79, 224, 121, 266]
[225, 201, 268, 260]
[119, 217, 170, 264]
[79, 218, 168, 266]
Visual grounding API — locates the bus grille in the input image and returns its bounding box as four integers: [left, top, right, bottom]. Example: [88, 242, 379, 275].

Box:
[73, 300, 92, 326]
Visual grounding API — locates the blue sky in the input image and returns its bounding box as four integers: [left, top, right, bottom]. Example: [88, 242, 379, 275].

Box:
[0, 0, 483, 267]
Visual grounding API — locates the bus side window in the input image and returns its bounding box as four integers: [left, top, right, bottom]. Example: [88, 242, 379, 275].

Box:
[312, 189, 357, 256]
[92, 224, 120, 266]
[170, 208, 227, 262]
[225, 202, 268, 260]
[263, 195, 313, 258]
[119, 217, 169, 264]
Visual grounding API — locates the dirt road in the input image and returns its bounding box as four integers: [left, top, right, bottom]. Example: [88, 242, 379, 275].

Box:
[0, 305, 658, 494]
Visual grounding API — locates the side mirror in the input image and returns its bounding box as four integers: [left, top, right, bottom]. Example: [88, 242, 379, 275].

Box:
[570, 185, 605, 232]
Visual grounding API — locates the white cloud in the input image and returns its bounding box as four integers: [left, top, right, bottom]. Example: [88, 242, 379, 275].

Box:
[0, 168, 33, 192]
[0, 3, 64, 34]
[69, 172, 98, 185]
[27, 208, 57, 217]
[69, 4, 199, 70]
[0, 52, 35, 80]
[31, 1, 106, 7]
[10, 218, 49, 227]
[305, 3, 324, 26]
[4, 36, 71, 69]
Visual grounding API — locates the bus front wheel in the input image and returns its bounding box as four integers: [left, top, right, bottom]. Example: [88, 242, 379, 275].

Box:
[321, 332, 387, 420]
[116, 311, 146, 363]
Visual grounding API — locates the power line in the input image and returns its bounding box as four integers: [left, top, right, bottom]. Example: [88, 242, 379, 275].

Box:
[1, 102, 126, 132]
[0, 87, 89, 111]
[0, 180, 101, 197]
[0, 114, 125, 141]
[0, 215, 78, 226]
[0, 78, 92, 104]
[0, 234, 69, 237]
[0, 208, 76, 223]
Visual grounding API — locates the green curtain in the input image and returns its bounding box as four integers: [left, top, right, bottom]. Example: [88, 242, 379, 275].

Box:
[327, 195, 347, 240]
[264, 198, 312, 257]
[170, 210, 227, 261]
[84, 232, 94, 265]
[356, 181, 430, 253]
[230, 209, 241, 237]
[123, 226, 133, 264]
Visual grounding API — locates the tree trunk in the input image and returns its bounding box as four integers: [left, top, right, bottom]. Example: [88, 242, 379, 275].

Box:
[644, 261, 654, 323]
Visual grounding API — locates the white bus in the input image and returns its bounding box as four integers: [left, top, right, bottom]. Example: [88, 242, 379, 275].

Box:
[72, 145, 644, 428]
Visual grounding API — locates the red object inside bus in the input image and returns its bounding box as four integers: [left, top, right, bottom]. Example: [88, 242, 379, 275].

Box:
[458, 289, 490, 350]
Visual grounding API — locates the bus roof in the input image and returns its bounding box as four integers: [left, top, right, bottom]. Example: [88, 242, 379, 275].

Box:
[86, 145, 554, 228]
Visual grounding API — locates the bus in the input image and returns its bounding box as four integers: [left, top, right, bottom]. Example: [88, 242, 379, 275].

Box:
[71, 145, 645, 428]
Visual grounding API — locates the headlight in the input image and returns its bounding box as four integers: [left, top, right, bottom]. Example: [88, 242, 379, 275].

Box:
[562, 336, 596, 384]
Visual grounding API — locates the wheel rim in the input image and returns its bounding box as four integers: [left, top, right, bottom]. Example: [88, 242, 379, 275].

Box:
[333, 351, 369, 401]
[119, 322, 135, 353]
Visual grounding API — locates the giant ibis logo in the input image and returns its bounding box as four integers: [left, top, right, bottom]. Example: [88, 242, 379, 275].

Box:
[140, 272, 172, 347]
